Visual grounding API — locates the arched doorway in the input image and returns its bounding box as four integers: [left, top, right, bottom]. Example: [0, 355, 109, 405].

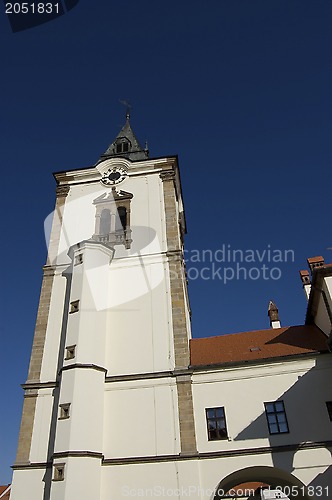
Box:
[214, 466, 317, 500]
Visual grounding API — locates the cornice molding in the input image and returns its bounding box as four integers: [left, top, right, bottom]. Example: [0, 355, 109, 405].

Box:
[22, 381, 57, 391]
[55, 185, 70, 198]
[53, 157, 178, 186]
[105, 368, 191, 384]
[190, 351, 329, 377]
[13, 440, 332, 470]
[60, 363, 107, 375]
[12, 461, 52, 470]
[53, 451, 104, 460]
[160, 170, 176, 182]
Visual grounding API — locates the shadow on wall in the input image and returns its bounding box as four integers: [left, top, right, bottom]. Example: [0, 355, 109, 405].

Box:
[233, 356, 332, 490]
[309, 465, 332, 490]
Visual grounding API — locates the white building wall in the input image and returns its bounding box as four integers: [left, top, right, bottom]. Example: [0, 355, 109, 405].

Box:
[100, 462, 180, 500]
[192, 356, 332, 453]
[325, 276, 332, 301]
[103, 378, 181, 458]
[39, 271, 68, 382]
[11, 470, 47, 499]
[50, 457, 102, 500]
[314, 278, 332, 336]
[106, 255, 175, 375]
[29, 389, 54, 463]
[99, 450, 331, 500]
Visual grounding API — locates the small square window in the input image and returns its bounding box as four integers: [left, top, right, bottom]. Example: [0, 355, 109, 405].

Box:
[326, 402, 332, 421]
[264, 401, 289, 434]
[59, 403, 71, 420]
[205, 407, 228, 440]
[53, 464, 65, 481]
[74, 253, 83, 266]
[69, 300, 79, 314]
[65, 345, 76, 360]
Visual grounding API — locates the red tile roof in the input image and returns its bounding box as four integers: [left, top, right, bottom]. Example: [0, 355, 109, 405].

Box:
[190, 325, 328, 367]
[0, 485, 10, 499]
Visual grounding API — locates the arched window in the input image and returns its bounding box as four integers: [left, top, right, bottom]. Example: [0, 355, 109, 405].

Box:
[100, 209, 111, 235]
[93, 190, 133, 249]
[116, 207, 127, 231]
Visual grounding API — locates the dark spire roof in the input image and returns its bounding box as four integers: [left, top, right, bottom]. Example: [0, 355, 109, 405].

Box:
[99, 113, 149, 162]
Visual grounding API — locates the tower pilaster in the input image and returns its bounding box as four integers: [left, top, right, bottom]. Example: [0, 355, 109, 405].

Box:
[50, 241, 114, 500]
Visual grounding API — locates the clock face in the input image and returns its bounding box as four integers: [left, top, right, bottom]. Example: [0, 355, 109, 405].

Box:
[101, 167, 127, 186]
[108, 171, 121, 182]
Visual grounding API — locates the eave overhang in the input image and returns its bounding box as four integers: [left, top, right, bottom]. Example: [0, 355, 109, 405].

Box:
[305, 264, 332, 325]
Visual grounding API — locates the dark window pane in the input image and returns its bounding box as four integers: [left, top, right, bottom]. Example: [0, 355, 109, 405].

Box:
[216, 419, 225, 430]
[206, 407, 227, 440]
[265, 400, 288, 435]
[123, 142, 129, 152]
[209, 429, 217, 440]
[268, 415, 277, 424]
[279, 423, 288, 433]
[218, 428, 227, 438]
[275, 402, 284, 412]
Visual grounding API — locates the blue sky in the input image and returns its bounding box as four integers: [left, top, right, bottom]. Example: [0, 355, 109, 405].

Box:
[1, 0, 332, 485]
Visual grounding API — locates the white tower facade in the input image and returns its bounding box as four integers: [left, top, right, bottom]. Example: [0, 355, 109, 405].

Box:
[11, 117, 196, 500]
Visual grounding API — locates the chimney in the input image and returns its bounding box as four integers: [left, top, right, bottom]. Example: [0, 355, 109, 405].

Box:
[268, 300, 281, 329]
[307, 256, 325, 273]
[299, 269, 311, 301]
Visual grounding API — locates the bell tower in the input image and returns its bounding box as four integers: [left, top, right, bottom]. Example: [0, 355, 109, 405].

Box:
[11, 116, 196, 500]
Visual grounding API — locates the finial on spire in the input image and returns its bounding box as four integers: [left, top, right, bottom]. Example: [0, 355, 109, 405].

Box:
[119, 99, 132, 121]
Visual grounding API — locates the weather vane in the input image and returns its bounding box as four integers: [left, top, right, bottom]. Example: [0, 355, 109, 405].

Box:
[119, 99, 132, 120]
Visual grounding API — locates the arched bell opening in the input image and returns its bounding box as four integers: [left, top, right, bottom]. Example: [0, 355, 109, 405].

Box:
[116, 206, 127, 231]
[92, 190, 133, 249]
[100, 209, 111, 235]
